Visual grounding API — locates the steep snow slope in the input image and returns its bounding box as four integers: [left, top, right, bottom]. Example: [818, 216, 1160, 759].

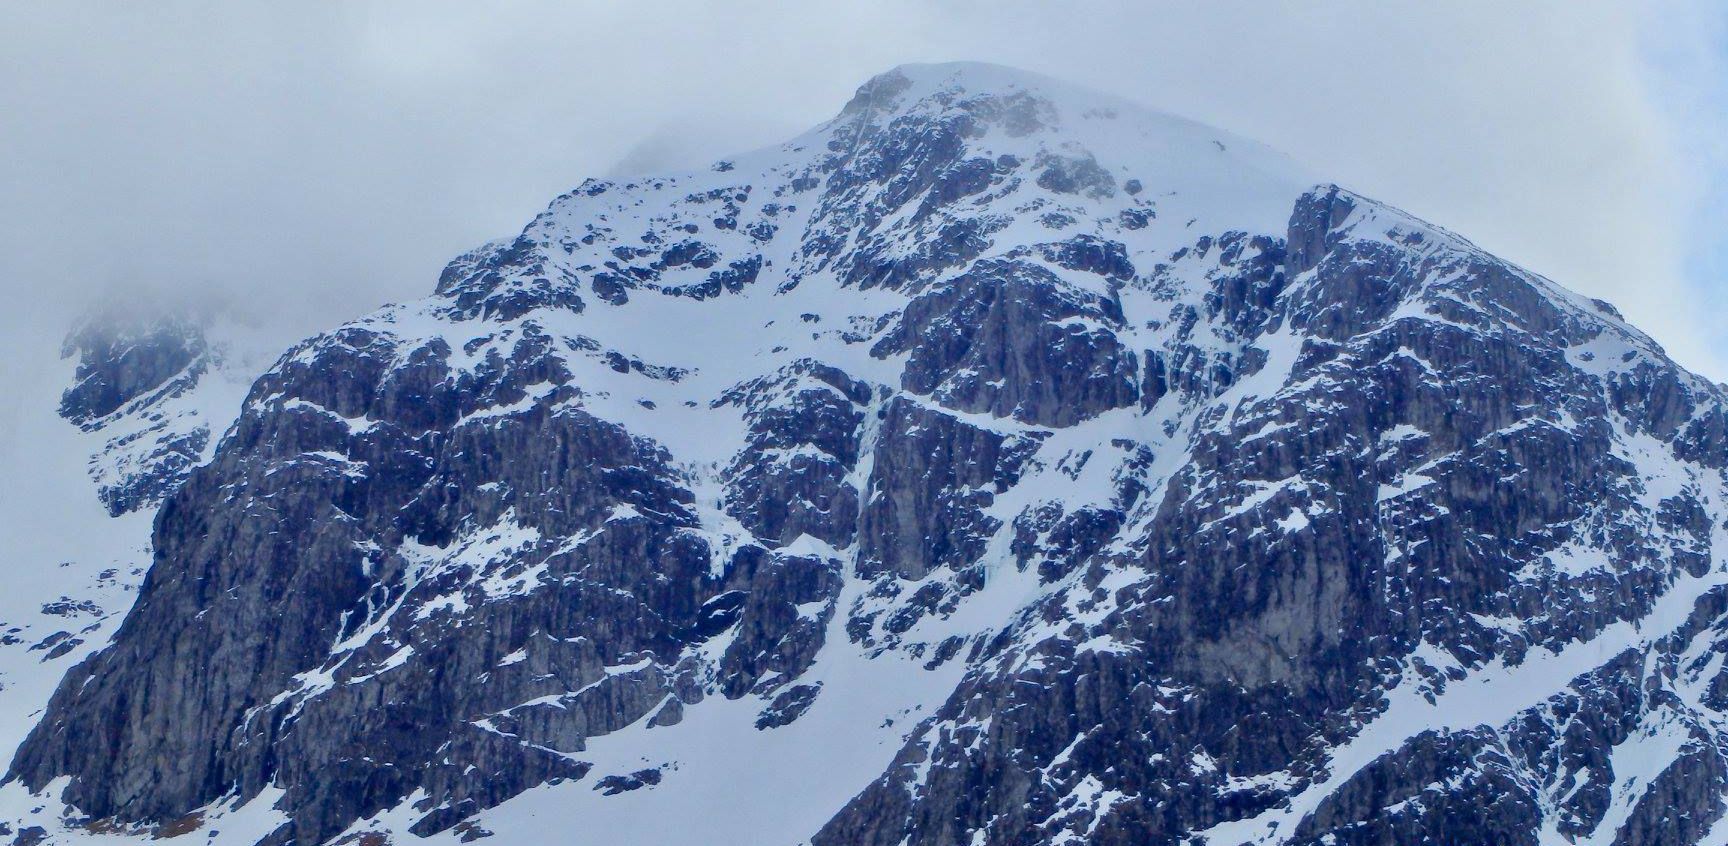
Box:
[6, 62, 1728, 846]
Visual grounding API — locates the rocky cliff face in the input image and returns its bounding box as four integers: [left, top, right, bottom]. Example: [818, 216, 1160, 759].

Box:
[5, 62, 1728, 846]
[55, 305, 266, 518]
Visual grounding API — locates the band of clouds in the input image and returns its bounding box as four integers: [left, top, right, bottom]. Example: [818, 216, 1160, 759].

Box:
[1, 0, 1722, 378]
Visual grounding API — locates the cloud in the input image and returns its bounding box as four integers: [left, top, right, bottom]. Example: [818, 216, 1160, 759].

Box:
[1, 0, 1722, 377]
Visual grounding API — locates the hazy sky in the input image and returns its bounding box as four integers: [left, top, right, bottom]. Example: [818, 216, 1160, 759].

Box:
[4, 1, 1726, 378]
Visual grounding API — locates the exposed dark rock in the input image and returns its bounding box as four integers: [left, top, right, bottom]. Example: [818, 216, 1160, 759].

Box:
[56, 308, 221, 514]
[874, 259, 1137, 426]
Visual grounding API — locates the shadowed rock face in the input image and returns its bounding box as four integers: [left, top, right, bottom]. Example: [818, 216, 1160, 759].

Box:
[59, 318, 205, 427]
[57, 312, 216, 515]
[12, 63, 1728, 846]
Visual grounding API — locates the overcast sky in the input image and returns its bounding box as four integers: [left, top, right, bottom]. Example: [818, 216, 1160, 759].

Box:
[3, 1, 1726, 379]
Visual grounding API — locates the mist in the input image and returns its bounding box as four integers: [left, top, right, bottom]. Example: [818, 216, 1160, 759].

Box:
[2, 1, 1724, 378]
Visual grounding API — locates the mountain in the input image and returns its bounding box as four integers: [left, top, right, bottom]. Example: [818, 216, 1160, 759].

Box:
[4, 61, 1728, 845]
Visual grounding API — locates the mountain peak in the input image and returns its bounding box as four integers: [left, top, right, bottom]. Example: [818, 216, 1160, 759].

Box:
[824, 61, 1313, 228]
[838, 61, 1192, 137]
[841, 61, 1056, 112]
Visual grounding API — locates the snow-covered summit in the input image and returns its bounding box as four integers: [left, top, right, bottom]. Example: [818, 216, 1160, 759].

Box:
[437, 60, 1309, 323]
[840, 60, 1300, 168]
